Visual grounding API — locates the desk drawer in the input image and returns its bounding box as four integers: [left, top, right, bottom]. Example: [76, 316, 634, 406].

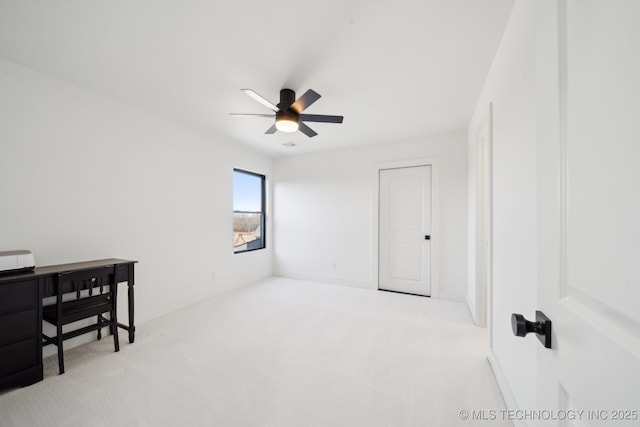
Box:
[0, 279, 36, 315]
[0, 310, 37, 346]
[0, 338, 38, 377]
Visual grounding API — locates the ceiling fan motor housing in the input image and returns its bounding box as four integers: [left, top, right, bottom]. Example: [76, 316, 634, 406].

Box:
[276, 109, 298, 121]
[278, 89, 297, 110]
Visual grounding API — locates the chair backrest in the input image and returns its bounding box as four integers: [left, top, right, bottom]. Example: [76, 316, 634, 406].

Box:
[56, 266, 117, 301]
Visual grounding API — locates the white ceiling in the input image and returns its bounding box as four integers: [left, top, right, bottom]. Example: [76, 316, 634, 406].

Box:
[0, 0, 513, 157]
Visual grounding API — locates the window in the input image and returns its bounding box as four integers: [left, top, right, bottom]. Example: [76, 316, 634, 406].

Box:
[233, 169, 266, 253]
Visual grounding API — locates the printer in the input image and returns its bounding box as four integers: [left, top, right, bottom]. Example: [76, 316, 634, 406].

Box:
[0, 250, 36, 274]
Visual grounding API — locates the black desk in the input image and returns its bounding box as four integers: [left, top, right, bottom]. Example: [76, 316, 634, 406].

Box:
[0, 258, 137, 389]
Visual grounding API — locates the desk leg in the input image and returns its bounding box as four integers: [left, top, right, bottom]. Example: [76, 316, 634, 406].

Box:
[117, 266, 136, 343]
[127, 267, 135, 343]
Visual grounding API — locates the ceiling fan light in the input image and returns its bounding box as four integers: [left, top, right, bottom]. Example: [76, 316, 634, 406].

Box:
[275, 116, 299, 133]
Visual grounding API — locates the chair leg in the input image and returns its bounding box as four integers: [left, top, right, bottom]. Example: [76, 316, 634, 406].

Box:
[112, 310, 120, 352]
[97, 315, 102, 340]
[57, 323, 65, 375]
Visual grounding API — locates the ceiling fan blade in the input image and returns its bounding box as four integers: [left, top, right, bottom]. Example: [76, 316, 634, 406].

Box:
[229, 113, 275, 118]
[298, 122, 318, 138]
[241, 89, 279, 112]
[265, 124, 278, 134]
[299, 114, 343, 124]
[290, 89, 321, 113]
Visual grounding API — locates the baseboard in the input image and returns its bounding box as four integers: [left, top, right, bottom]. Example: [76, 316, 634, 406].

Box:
[487, 351, 528, 427]
[274, 271, 373, 290]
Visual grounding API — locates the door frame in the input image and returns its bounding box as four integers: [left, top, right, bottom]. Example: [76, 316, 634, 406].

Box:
[373, 157, 440, 298]
[475, 104, 493, 330]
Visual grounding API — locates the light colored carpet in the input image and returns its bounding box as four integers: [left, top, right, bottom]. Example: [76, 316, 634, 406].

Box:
[0, 277, 510, 427]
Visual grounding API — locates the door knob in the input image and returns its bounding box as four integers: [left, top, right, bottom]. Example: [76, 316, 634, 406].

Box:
[511, 311, 552, 349]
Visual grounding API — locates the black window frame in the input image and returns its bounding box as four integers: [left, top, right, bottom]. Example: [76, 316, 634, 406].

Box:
[233, 168, 266, 254]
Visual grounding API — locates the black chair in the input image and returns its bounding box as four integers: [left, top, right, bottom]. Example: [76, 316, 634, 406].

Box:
[42, 265, 120, 374]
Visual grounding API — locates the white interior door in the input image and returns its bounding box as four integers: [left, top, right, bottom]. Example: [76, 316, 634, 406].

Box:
[379, 166, 431, 296]
[536, 0, 640, 422]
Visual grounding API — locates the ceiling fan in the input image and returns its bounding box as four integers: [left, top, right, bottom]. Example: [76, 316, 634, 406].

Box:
[230, 88, 343, 138]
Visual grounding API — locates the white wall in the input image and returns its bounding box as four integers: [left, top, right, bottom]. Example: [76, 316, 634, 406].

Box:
[0, 58, 273, 334]
[467, 0, 536, 416]
[273, 130, 468, 301]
